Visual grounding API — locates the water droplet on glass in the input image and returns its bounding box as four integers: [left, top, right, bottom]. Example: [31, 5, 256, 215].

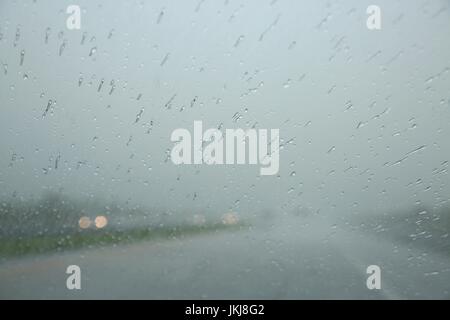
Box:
[45, 27, 51, 44]
[288, 41, 297, 50]
[43, 99, 53, 117]
[89, 46, 97, 57]
[81, 32, 87, 45]
[108, 29, 115, 39]
[234, 35, 245, 48]
[157, 10, 164, 24]
[98, 78, 105, 92]
[59, 39, 67, 56]
[14, 26, 21, 47]
[232, 112, 243, 123]
[20, 50, 25, 66]
[135, 108, 144, 124]
[109, 80, 116, 95]
[160, 53, 170, 66]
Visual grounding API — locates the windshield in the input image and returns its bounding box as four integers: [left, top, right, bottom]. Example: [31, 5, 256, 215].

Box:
[0, 0, 449, 300]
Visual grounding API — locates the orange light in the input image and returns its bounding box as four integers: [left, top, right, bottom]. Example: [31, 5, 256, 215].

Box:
[78, 216, 91, 229]
[95, 215, 108, 229]
[222, 212, 239, 225]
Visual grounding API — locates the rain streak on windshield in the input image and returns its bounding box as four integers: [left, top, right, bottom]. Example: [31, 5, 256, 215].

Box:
[0, 0, 449, 299]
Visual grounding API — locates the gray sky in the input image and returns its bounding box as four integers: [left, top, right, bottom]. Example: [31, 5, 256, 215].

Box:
[0, 0, 449, 220]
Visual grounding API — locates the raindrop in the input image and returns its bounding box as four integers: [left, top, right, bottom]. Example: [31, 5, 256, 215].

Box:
[146, 120, 154, 134]
[195, 0, 206, 13]
[81, 32, 87, 45]
[45, 27, 51, 44]
[157, 10, 165, 24]
[109, 80, 116, 95]
[285, 137, 296, 145]
[327, 85, 336, 94]
[405, 145, 426, 157]
[164, 94, 177, 109]
[135, 108, 144, 124]
[232, 112, 243, 123]
[258, 14, 281, 42]
[20, 50, 25, 66]
[98, 78, 105, 92]
[59, 39, 67, 56]
[14, 26, 21, 47]
[298, 74, 306, 82]
[283, 79, 292, 88]
[89, 46, 97, 57]
[55, 154, 61, 170]
[108, 29, 115, 39]
[344, 100, 353, 111]
[234, 35, 245, 48]
[160, 53, 170, 66]
[126, 136, 133, 146]
[42, 99, 53, 117]
[164, 149, 171, 162]
[356, 121, 366, 129]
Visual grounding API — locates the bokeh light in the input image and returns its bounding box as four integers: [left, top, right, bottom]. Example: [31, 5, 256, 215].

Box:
[78, 216, 91, 229]
[95, 215, 108, 229]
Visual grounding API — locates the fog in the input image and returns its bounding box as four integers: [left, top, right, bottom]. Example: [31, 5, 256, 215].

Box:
[1, 0, 449, 220]
[0, 0, 449, 299]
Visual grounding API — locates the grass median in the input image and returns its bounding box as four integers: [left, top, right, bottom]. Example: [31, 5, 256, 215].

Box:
[0, 222, 244, 258]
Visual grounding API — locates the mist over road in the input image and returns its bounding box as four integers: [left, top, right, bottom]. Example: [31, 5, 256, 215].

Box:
[1, 216, 448, 299]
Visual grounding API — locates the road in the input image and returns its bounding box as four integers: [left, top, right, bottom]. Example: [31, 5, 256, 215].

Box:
[0, 216, 449, 299]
